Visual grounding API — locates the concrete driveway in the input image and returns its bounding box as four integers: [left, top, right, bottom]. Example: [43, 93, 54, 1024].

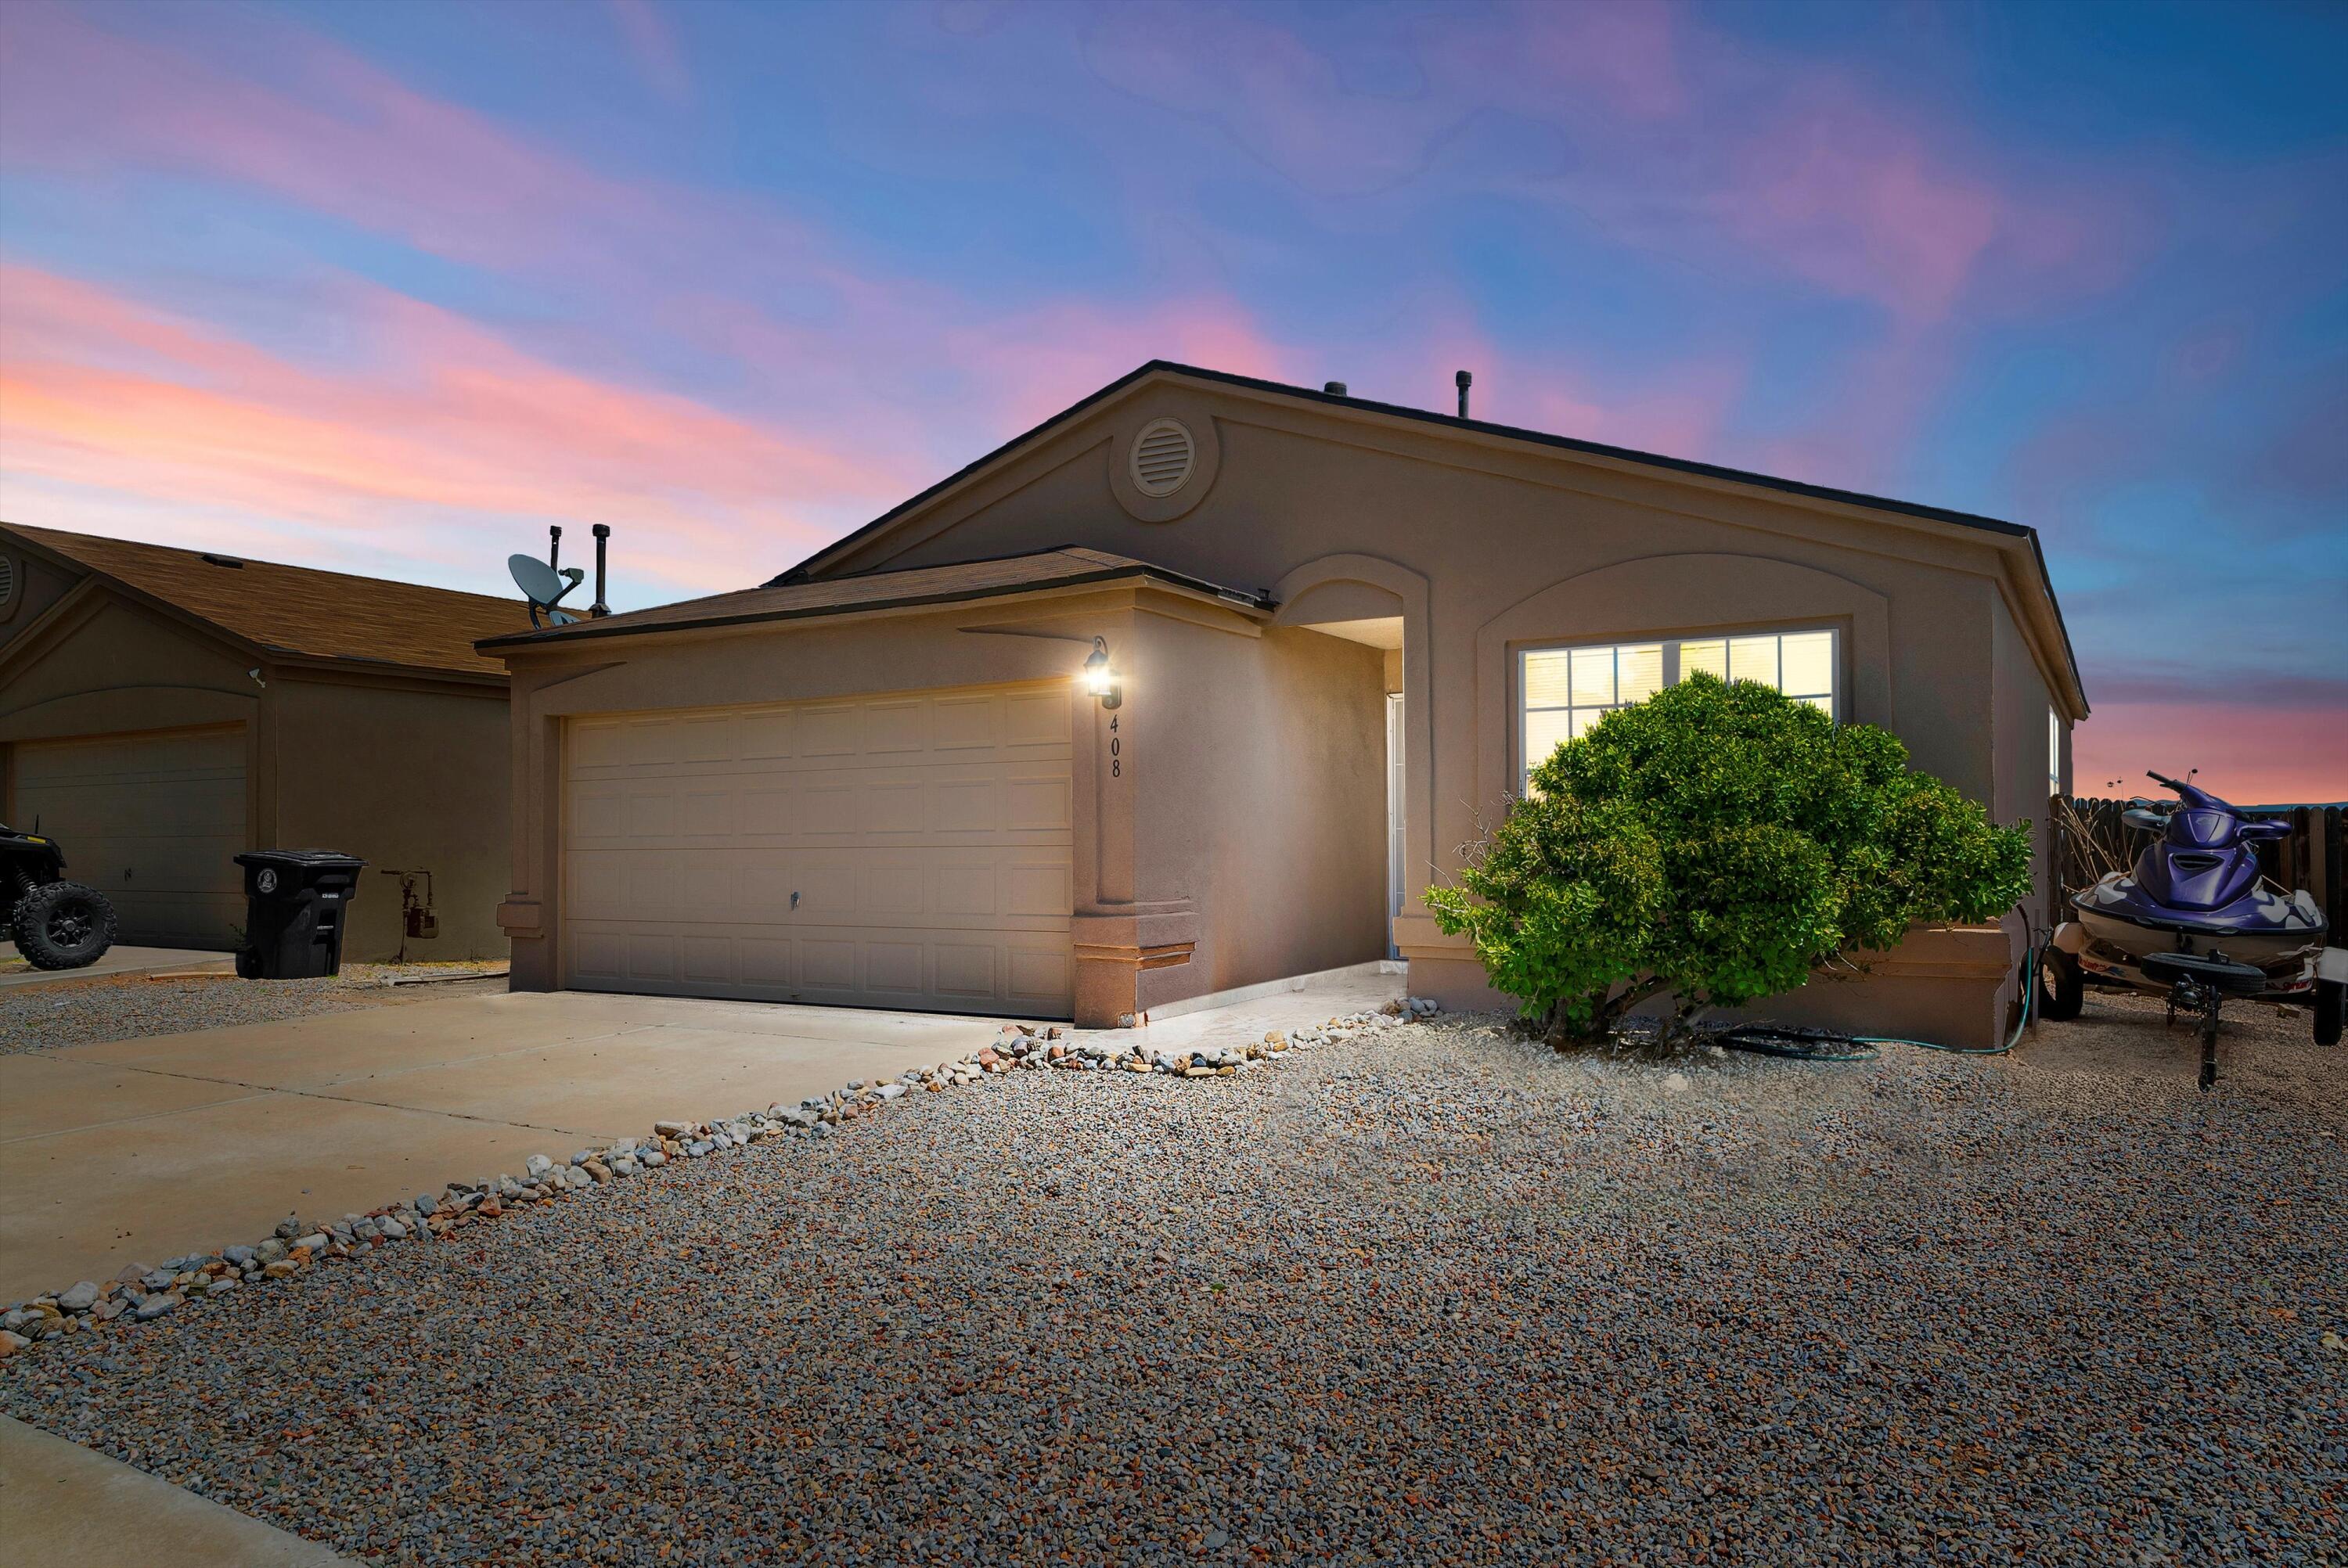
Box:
[0, 990, 1010, 1301]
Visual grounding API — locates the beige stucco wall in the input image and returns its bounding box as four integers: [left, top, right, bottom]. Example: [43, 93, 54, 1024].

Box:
[1129, 617, 1388, 1012]
[268, 674, 511, 962]
[492, 582, 1385, 1023]
[495, 588, 1138, 1002]
[2, 576, 510, 963]
[2, 597, 261, 746]
[1, 595, 265, 861]
[801, 380, 2080, 1047]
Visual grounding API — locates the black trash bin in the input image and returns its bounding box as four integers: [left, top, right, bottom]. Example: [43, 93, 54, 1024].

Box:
[234, 850, 366, 979]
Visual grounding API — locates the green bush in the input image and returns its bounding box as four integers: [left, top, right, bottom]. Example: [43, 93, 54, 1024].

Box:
[1424, 673, 2033, 1039]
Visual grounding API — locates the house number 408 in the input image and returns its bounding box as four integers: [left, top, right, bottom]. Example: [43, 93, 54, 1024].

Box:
[1109, 714, 1122, 778]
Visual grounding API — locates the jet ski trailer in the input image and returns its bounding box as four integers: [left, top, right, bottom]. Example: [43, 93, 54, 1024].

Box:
[2044, 772, 2345, 1088]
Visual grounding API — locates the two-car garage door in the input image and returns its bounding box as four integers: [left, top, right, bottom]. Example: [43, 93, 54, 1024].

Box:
[562, 683, 1074, 1017]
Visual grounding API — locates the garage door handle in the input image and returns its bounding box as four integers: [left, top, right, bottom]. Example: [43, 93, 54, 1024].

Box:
[790, 890, 800, 909]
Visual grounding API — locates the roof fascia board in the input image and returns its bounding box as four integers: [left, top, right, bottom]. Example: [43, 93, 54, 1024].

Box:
[487, 580, 1148, 664]
[776, 363, 2082, 706]
[1205, 369, 2084, 707]
[1991, 552, 2090, 719]
[772, 364, 1165, 584]
[1132, 583, 1266, 640]
[785, 361, 2038, 577]
[0, 573, 258, 684]
[0, 529, 268, 664]
[2, 523, 520, 682]
[500, 582, 1151, 667]
[0, 576, 111, 684]
[480, 564, 1267, 660]
[265, 655, 510, 696]
[1207, 394, 2090, 710]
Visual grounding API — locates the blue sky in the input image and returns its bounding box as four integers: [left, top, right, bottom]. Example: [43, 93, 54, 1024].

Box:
[1, 0, 2342, 797]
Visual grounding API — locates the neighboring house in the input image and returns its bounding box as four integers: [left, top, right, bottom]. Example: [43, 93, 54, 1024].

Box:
[0, 523, 517, 961]
[481, 363, 2083, 1046]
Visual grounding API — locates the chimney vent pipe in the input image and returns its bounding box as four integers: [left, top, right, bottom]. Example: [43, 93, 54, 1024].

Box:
[589, 524, 611, 618]
[1455, 369, 1473, 419]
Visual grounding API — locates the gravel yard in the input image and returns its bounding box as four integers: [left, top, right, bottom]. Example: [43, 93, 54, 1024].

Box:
[2, 990, 2342, 1566]
[0, 963, 510, 1055]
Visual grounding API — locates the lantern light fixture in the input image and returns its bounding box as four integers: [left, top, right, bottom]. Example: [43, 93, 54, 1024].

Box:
[1082, 635, 1122, 710]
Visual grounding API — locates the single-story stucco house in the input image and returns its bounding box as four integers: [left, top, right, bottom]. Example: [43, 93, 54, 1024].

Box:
[481, 363, 2083, 1046]
[0, 523, 518, 960]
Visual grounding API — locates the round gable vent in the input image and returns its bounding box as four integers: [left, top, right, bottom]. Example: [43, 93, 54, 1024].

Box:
[0, 554, 15, 613]
[1129, 418, 1196, 497]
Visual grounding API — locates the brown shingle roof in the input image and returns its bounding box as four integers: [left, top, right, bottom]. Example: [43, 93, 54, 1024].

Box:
[477, 546, 1266, 652]
[4, 523, 522, 679]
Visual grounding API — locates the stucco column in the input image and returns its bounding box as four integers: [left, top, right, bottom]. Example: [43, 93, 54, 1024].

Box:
[495, 678, 555, 990]
[1069, 609, 1197, 1026]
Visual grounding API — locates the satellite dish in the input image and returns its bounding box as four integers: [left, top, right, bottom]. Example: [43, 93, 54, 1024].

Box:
[509, 554, 565, 604]
[506, 526, 607, 628]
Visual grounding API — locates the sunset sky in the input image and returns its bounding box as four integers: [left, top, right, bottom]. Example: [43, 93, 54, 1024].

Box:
[2, 0, 2342, 802]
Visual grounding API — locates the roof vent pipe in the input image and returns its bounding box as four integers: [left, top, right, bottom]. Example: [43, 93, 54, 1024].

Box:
[1455, 369, 1473, 419]
[1323, 380, 1348, 395]
[589, 524, 611, 618]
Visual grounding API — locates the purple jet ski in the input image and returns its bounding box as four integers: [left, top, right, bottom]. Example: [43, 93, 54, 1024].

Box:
[2044, 771, 2343, 1086]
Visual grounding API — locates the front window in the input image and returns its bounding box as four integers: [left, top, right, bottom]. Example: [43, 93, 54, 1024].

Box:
[1519, 628, 1837, 792]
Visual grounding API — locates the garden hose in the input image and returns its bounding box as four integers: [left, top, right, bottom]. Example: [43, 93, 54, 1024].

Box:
[1720, 942, 2040, 1063]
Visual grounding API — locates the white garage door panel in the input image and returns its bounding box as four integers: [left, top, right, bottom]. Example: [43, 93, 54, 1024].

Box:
[563, 685, 1074, 1016]
[10, 726, 247, 948]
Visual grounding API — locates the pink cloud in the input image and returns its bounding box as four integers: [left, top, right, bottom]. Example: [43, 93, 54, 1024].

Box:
[1324, 304, 1747, 459]
[1080, 4, 1470, 199]
[1730, 327, 1963, 494]
[0, 2, 826, 283]
[1715, 88, 2003, 327]
[1487, 0, 1687, 122]
[2076, 700, 2348, 807]
[607, 0, 693, 106]
[0, 266, 917, 592]
[938, 297, 1304, 427]
[0, 0, 2121, 608]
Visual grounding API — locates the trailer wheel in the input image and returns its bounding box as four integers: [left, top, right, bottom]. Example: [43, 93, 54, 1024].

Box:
[9, 881, 117, 970]
[2036, 947, 2085, 1022]
[2317, 980, 2344, 1048]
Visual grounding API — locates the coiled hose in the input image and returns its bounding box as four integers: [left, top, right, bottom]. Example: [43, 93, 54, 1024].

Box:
[1720, 944, 2039, 1063]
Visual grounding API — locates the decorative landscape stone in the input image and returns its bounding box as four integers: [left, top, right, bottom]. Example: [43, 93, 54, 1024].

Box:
[0, 997, 1441, 1351]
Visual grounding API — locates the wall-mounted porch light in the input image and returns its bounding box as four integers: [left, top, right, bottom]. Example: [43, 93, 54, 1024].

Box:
[1082, 635, 1122, 710]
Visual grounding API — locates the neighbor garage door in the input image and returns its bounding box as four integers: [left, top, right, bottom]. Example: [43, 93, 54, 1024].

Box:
[9, 725, 248, 948]
[562, 683, 1074, 1016]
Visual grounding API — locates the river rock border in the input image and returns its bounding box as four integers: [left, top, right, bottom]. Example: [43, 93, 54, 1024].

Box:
[0, 995, 1442, 1358]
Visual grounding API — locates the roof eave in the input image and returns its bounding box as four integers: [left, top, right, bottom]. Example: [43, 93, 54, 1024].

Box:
[477, 560, 1270, 657]
[769, 359, 2085, 713]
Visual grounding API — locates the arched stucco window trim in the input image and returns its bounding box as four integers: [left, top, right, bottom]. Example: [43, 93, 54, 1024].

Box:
[1271, 553, 1433, 927]
[1472, 552, 1892, 814]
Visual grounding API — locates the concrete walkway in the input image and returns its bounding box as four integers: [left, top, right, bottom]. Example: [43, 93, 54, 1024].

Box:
[1089, 962, 1406, 1055]
[0, 945, 232, 990]
[0, 1415, 358, 1565]
[0, 989, 1010, 1300]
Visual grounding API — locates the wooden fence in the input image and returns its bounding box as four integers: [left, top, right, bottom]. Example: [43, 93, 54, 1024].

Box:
[2050, 795, 2343, 928]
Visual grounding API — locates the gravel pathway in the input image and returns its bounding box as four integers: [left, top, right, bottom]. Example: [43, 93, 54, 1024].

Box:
[2, 994, 2341, 1566]
[0, 963, 510, 1055]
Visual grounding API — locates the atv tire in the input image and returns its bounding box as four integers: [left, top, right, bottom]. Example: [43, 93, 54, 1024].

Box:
[2317, 980, 2344, 1048]
[9, 881, 117, 970]
[2036, 947, 2085, 1021]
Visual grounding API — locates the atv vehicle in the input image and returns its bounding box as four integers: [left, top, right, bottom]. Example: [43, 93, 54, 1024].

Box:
[2, 823, 118, 969]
